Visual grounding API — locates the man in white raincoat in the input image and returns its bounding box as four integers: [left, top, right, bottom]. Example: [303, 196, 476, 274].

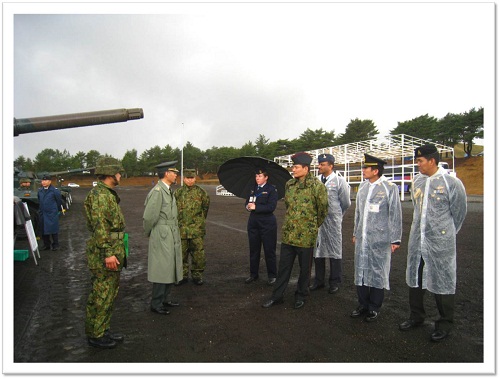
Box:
[351, 153, 402, 322]
[399, 144, 467, 342]
[143, 161, 183, 315]
[311, 153, 351, 294]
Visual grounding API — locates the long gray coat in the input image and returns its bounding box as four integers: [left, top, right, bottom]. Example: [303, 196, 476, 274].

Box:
[314, 172, 351, 259]
[406, 167, 467, 295]
[353, 176, 402, 290]
[143, 180, 183, 284]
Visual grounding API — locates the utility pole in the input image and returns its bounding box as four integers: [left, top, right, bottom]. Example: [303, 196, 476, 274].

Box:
[181, 123, 184, 186]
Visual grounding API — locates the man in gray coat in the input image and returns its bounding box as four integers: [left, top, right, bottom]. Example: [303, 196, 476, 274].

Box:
[143, 161, 183, 315]
[311, 154, 351, 294]
[351, 153, 402, 322]
[399, 144, 467, 342]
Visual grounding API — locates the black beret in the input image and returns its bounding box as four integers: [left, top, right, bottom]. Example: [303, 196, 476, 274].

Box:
[318, 154, 335, 164]
[291, 152, 312, 165]
[414, 144, 438, 158]
[41, 174, 52, 180]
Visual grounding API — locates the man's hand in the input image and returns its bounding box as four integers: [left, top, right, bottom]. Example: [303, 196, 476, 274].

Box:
[105, 255, 120, 270]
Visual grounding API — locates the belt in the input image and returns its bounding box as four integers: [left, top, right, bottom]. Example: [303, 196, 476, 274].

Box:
[156, 220, 178, 226]
[110, 232, 125, 240]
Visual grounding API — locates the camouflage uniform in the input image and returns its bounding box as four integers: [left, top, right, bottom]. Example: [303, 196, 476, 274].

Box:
[174, 184, 210, 281]
[84, 181, 126, 339]
[270, 171, 328, 303]
[282, 173, 329, 248]
[18, 177, 31, 189]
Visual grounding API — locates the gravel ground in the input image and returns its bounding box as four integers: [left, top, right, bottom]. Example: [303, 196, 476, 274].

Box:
[9, 184, 488, 376]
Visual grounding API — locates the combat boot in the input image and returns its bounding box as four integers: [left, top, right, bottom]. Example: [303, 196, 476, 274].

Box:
[88, 335, 117, 349]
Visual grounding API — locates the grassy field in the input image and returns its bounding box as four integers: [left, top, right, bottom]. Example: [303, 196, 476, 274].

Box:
[454, 143, 483, 157]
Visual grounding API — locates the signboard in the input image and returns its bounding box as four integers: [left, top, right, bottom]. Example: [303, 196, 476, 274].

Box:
[22, 203, 40, 265]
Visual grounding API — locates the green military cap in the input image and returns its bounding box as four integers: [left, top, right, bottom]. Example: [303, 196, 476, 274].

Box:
[183, 169, 196, 178]
[95, 157, 125, 176]
[19, 177, 31, 184]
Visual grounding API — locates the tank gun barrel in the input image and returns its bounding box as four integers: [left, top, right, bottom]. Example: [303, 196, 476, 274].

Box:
[14, 108, 144, 136]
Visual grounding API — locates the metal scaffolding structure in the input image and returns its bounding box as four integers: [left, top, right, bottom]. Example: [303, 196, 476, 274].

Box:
[274, 134, 455, 201]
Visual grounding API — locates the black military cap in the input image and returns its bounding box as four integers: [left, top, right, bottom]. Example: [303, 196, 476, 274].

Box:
[156, 161, 179, 174]
[291, 152, 312, 165]
[362, 153, 387, 168]
[318, 153, 335, 164]
[414, 144, 438, 158]
[41, 174, 52, 180]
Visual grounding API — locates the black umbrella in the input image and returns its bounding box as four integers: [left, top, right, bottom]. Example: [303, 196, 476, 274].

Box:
[217, 156, 292, 200]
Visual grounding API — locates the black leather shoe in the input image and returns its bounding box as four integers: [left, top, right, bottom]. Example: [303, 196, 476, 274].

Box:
[42, 246, 51, 251]
[104, 330, 124, 342]
[431, 329, 449, 342]
[88, 335, 117, 349]
[328, 286, 339, 294]
[309, 283, 325, 291]
[193, 278, 204, 285]
[268, 278, 276, 285]
[350, 306, 368, 318]
[150, 306, 170, 315]
[262, 299, 284, 308]
[175, 278, 188, 286]
[163, 301, 180, 307]
[399, 319, 424, 331]
[245, 276, 257, 284]
[51, 245, 59, 251]
[294, 300, 305, 309]
[364, 310, 379, 322]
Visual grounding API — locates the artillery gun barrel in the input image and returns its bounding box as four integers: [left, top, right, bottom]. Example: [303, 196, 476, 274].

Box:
[14, 108, 144, 136]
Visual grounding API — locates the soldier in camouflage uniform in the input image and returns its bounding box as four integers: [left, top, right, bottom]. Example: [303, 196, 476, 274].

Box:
[262, 152, 328, 310]
[174, 169, 210, 285]
[84, 157, 127, 349]
[18, 177, 32, 189]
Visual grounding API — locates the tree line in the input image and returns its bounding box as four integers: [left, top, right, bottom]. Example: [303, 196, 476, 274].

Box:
[14, 107, 483, 177]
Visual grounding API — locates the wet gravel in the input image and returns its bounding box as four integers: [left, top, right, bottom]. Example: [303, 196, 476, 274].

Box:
[11, 185, 486, 373]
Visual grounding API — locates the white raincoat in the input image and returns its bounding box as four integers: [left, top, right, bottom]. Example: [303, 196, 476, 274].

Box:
[406, 166, 467, 294]
[353, 176, 402, 290]
[314, 172, 351, 259]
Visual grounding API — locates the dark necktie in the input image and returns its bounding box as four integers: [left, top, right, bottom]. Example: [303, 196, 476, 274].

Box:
[322, 176, 327, 184]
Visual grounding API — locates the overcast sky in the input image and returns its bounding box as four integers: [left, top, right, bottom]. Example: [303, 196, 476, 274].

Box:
[7, 2, 494, 161]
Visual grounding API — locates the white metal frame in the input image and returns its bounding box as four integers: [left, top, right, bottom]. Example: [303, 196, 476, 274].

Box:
[274, 134, 455, 201]
[216, 184, 236, 197]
